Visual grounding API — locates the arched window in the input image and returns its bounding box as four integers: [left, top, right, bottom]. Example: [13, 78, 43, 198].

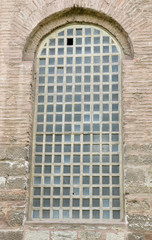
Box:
[30, 24, 123, 221]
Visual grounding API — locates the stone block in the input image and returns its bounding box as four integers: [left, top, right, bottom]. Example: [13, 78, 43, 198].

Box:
[7, 176, 27, 190]
[127, 233, 144, 240]
[78, 231, 102, 240]
[51, 231, 77, 240]
[0, 230, 23, 240]
[25, 231, 49, 240]
[0, 177, 6, 188]
[0, 190, 26, 201]
[7, 209, 24, 227]
[106, 232, 125, 240]
[128, 215, 152, 231]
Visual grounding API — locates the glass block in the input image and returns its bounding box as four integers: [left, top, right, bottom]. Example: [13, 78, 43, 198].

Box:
[74, 135, 80, 142]
[38, 86, 44, 93]
[36, 135, 43, 142]
[48, 96, 53, 103]
[75, 76, 81, 83]
[103, 46, 109, 53]
[44, 176, 51, 184]
[72, 210, 79, 218]
[93, 187, 100, 195]
[45, 155, 52, 163]
[74, 113, 81, 121]
[64, 124, 71, 132]
[73, 176, 80, 184]
[49, 39, 55, 46]
[76, 47, 82, 54]
[34, 177, 41, 185]
[103, 56, 109, 63]
[57, 86, 63, 93]
[54, 144, 61, 152]
[83, 199, 90, 207]
[39, 76, 45, 84]
[82, 155, 89, 163]
[67, 47, 73, 54]
[64, 166, 70, 173]
[94, 94, 100, 101]
[48, 76, 54, 83]
[85, 47, 91, 54]
[53, 187, 60, 195]
[94, 46, 100, 53]
[73, 199, 80, 207]
[67, 57, 73, 64]
[54, 166, 61, 174]
[93, 114, 100, 121]
[85, 28, 91, 35]
[102, 176, 109, 184]
[102, 144, 109, 152]
[112, 154, 119, 163]
[38, 105, 44, 113]
[63, 210, 69, 219]
[83, 176, 90, 184]
[93, 176, 100, 184]
[74, 144, 80, 152]
[67, 28, 73, 36]
[73, 155, 80, 162]
[49, 48, 55, 55]
[83, 124, 90, 132]
[93, 104, 100, 111]
[44, 166, 51, 173]
[112, 45, 118, 53]
[102, 134, 109, 142]
[83, 166, 90, 174]
[84, 85, 90, 92]
[65, 104, 72, 112]
[102, 155, 109, 163]
[93, 124, 100, 131]
[43, 187, 50, 195]
[56, 114, 62, 122]
[64, 155, 70, 163]
[92, 155, 100, 162]
[33, 198, 40, 207]
[65, 114, 72, 122]
[84, 115, 90, 122]
[103, 199, 110, 207]
[33, 210, 39, 218]
[63, 187, 70, 195]
[112, 187, 120, 196]
[58, 38, 64, 45]
[112, 144, 118, 152]
[43, 199, 50, 207]
[58, 48, 64, 55]
[75, 95, 81, 102]
[35, 155, 42, 163]
[103, 36, 109, 44]
[103, 94, 109, 101]
[55, 134, 62, 142]
[73, 166, 80, 174]
[54, 176, 60, 184]
[37, 115, 44, 122]
[65, 135, 71, 142]
[93, 144, 100, 152]
[53, 210, 59, 219]
[67, 67, 72, 73]
[76, 38, 82, 45]
[112, 104, 118, 111]
[40, 48, 46, 55]
[83, 210, 89, 219]
[93, 199, 100, 207]
[93, 165, 99, 173]
[102, 124, 109, 132]
[112, 176, 119, 184]
[37, 124, 43, 132]
[54, 155, 61, 163]
[34, 187, 41, 195]
[112, 75, 118, 82]
[112, 124, 119, 132]
[84, 75, 91, 83]
[85, 56, 91, 63]
[57, 95, 63, 102]
[56, 105, 63, 112]
[73, 188, 80, 195]
[113, 210, 120, 219]
[83, 187, 90, 195]
[48, 67, 55, 74]
[38, 96, 44, 103]
[66, 76, 72, 83]
[63, 176, 70, 184]
[102, 187, 110, 196]
[84, 104, 90, 111]
[75, 85, 81, 92]
[102, 166, 109, 173]
[39, 67, 45, 74]
[103, 210, 110, 219]
[58, 57, 64, 65]
[112, 198, 120, 207]
[53, 198, 60, 207]
[84, 95, 90, 102]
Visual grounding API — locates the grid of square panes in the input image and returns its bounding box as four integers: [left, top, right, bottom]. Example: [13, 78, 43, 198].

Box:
[32, 25, 122, 221]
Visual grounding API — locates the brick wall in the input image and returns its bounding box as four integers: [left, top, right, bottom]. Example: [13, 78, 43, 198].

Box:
[0, 0, 152, 239]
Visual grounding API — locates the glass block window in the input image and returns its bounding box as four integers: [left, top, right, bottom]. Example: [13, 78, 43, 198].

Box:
[31, 24, 123, 221]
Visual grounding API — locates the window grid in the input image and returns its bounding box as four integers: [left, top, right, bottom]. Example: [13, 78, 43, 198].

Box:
[31, 24, 122, 221]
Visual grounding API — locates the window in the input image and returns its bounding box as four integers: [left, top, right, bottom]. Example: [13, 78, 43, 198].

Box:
[30, 24, 122, 221]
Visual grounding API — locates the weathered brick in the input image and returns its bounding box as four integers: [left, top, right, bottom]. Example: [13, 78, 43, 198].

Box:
[51, 231, 77, 240]
[106, 232, 125, 240]
[0, 230, 23, 240]
[78, 231, 102, 240]
[25, 231, 49, 240]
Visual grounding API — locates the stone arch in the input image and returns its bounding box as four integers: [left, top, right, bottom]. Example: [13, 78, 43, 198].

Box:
[23, 7, 133, 61]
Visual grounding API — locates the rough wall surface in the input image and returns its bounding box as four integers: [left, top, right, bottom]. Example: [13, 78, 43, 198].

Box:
[0, 0, 152, 239]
